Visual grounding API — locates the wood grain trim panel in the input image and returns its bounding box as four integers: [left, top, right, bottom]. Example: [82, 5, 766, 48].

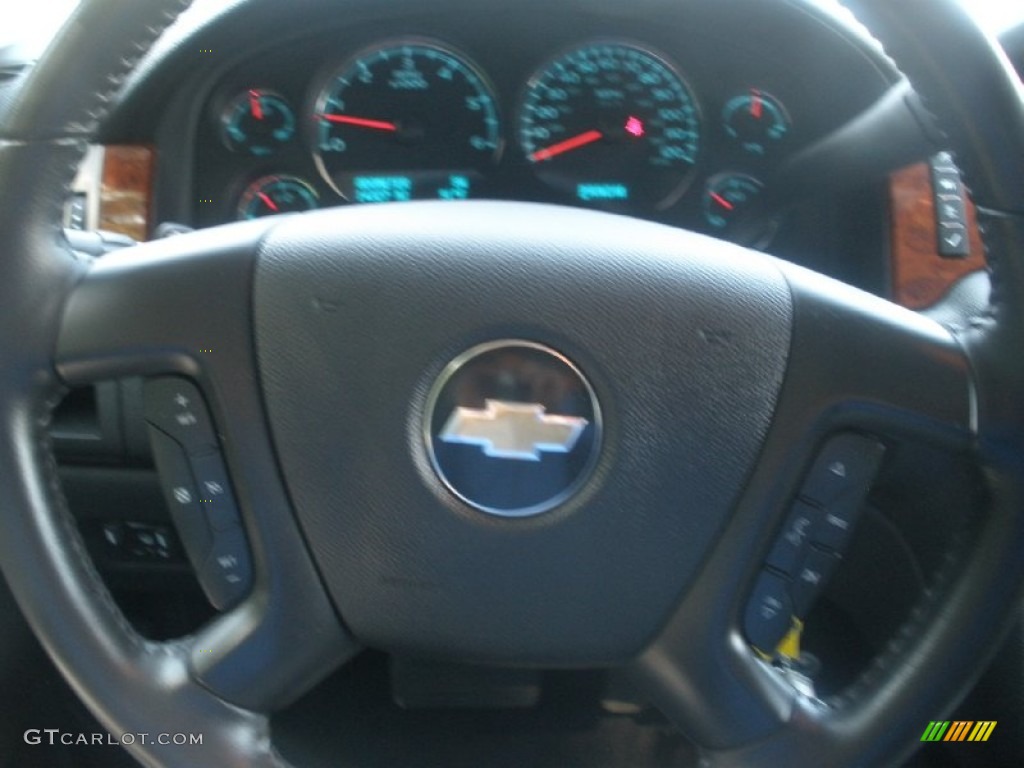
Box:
[98, 145, 154, 241]
[889, 162, 985, 309]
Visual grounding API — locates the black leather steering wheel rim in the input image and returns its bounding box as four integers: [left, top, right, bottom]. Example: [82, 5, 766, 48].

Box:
[0, 1, 1022, 767]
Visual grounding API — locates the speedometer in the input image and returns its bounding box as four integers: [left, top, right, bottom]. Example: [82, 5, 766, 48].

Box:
[312, 40, 502, 202]
[519, 42, 700, 210]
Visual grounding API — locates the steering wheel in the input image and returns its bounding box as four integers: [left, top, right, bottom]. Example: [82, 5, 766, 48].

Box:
[1, 0, 1023, 765]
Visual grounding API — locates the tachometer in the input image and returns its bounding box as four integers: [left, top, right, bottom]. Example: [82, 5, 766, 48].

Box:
[519, 42, 700, 210]
[312, 40, 502, 201]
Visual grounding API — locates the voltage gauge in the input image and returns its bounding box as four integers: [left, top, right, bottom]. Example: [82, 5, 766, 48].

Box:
[704, 173, 762, 229]
[703, 172, 773, 246]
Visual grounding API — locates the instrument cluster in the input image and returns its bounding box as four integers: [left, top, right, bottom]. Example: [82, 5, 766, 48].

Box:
[190, 14, 877, 246]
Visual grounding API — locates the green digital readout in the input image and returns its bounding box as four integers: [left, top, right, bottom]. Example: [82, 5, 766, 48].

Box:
[348, 173, 474, 203]
[353, 176, 413, 203]
[577, 183, 629, 202]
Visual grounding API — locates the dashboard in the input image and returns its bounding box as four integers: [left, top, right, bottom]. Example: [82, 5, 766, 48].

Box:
[2, 4, 1021, 765]
[172, 0, 898, 251]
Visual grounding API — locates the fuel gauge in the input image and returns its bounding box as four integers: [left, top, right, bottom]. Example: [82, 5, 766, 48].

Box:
[221, 89, 296, 156]
[722, 90, 790, 155]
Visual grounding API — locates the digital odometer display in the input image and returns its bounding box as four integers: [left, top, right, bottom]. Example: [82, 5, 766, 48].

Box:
[312, 40, 501, 200]
[519, 42, 700, 210]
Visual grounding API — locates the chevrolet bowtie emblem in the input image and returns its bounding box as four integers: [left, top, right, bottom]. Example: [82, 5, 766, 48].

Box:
[439, 399, 588, 461]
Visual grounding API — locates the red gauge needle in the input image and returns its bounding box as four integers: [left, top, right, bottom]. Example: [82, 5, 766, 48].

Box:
[750, 89, 763, 120]
[249, 90, 264, 120]
[530, 129, 603, 162]
[711, 192, 735, 211]
[318, 114, 398, 132]
[257, 192, 279, 212]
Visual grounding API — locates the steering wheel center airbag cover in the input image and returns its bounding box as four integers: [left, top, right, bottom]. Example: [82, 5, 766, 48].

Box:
[254, 201, 792, 663]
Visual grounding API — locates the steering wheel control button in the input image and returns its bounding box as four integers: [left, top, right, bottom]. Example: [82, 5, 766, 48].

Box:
[811, 501, 864, 552]
[799, 433, 885, 509]
[765, 501, 821, 576]
[744, 570, 794, 654]
[143, 377, 218, 455]
[425, 340, 601, 517]
[101, 521, 177, 563]
[199, 527, 253, 610]
[147, 427, 213, 568]
[189, 452, 242, 531]
[145, 376, 250, 609]
[790, 547, 842, 617]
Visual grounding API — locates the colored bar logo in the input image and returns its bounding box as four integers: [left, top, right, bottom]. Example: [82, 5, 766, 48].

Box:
[921, 721, 996, 742]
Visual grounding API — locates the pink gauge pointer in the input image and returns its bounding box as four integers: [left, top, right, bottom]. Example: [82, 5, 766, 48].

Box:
[249, 90, 264, 120]
[257, 192, 279, 212]
[710, 192, 735, 211]
[530, 129, 603, 162]
[750, 89, 763, 120]
[318, 114, 398, 132]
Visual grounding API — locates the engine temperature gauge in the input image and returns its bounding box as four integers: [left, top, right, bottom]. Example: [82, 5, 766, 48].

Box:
[722, 90, 790, 155]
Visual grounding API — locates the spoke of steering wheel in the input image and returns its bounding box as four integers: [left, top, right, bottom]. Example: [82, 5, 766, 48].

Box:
[55, 224, 360, 712]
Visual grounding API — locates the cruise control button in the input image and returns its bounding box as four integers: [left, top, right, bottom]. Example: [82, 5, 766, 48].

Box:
[190, 451, 242, 531]
[148, 426, 212, 569]
[800, 433, 885, 508]
[765, 501, 821, 576]
[143, 377, 218, 455]
[199, 526, 252, 610]
[744, 570, 794, 654]
[791, 547, 842, 617]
